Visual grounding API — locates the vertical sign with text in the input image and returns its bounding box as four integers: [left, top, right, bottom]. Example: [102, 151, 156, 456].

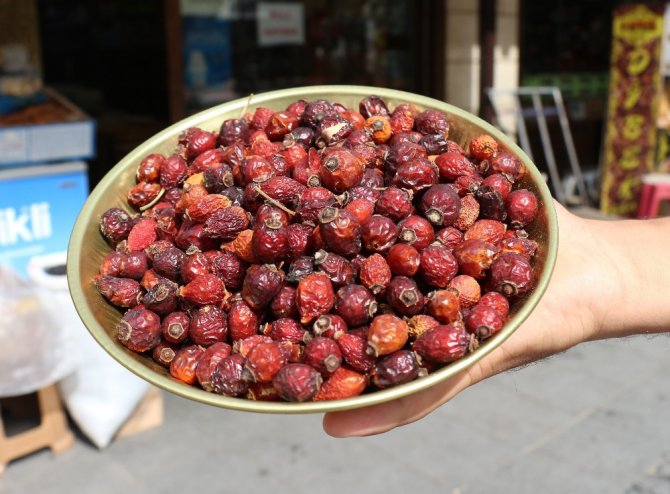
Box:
[601, 4, 664, 216]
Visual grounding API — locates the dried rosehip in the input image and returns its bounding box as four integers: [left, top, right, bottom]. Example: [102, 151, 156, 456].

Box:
[203, 206, 250, 241]
[186, 194, 231, 223]
[283, 126, 315, 149]
[435, 226, 463, 250]
[152, 342, 178, 368]
[397, 215, 435, 251]
[218, 118, 249, 146]
[312, 314, 348, 339]
[419, 244, 458, 288]
[161, 310, 190, 344]
[233, 334, 273, 358]
[359, 254, 392, 295]
[426, 289, 461, 324]
[469, 134, 498, 160]
[244, 341, 288, 383]
[100, 208, 133, 246]
[419, 133, 450, 155]
[118, 251, 149, 280]
[117, 308, 161, 352]
[285, 223, 313, 259]
[96, 275, 143, 308]
[392, 158, 439, 193]
[497, 236, 538, 259]
[313, 367, 367, 401]
[99, 252, 123, 276]
[465, 304, 504, 339]
[127, 217, 158, 253]
[453, 173, 483, 197]
[335, 333, 376, 374]
[464, 219, 506, 245]
[136, 153, 164, 183]
[488, 151, 523, 180]
[434, 152, 476, 181]
[361, 215, 398, 253]
[316, 114, 354, 147]
[371, 350, 422, 389]
[189, 305, 228, 346]
[252, 218, 290, 264]
[228, 299, 259, 341]
[413, 324, 472, 364]
[273, 363, 322, 402]
[505, 189, 538, 228]
[359, 95, 389, 118]
[407, 314, 440, 339]
[270, 286, 298, 319]
[453, 194, 480, 232]
[334, 284, 377, 327]
[349, 185, 381, 204]
[222, 229, 256, 264]
[160, 155, 188, 189]
[386, 243, 421, 277]
[385, 276, 425, 317]
[295, 272, 335, 324]
[140, 269, 168, 291]
[142, 279, 178, 316]
[375, 187, 413, 222]
[319, 148, 364, 193]
[196, 342, 233, 392]
[367, 314, 409, 357]
[127, 182, 162, 210]
[489, 252, 534, 297]
[481, 173, 512, 201]
[265, 318, 308, 344]
[152, 246, 185, 281]
[241, 264, 284, 311]
[286, 256, 315, 283]
[448, 275, 481, 308]
[170, 345, 206, 385]
[344, 198, 375, 225]
[318, 207, 362, 257]
[266, 111, 299, 141]
[479, 291, 510, 319]
[179, 273, 226, 306]
[212, 354, 248, 397]
[419, 184, 461, 227]
[414, 109, 449, 136]
[211, 251, 246, 292]
[303, 337, 342, 376]
[251, 107, 274, 130]
[302, 99, 337, 127]
[452, 239, 499, 279]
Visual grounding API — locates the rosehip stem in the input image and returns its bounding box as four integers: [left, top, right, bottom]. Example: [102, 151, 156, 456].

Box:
[253, 185, 296, 216]
[240, 93, 254, 119]
[139, 187, 166, 212]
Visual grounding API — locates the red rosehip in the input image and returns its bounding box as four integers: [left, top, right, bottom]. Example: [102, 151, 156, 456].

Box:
[385, 276, 425, 317]
[319, 147, 364, 193]
[465, 304, 504, 339]
[489, 252, 534, 297]
[386, 243, 421, 277]
[419, 244, 458, 288]
[397, 215, 435, 251]
[295, 273, 335, 324]
[334, 284, 377, 327]
[361, 215, 398, 253]
[318, 207, 362, 257]
[505, 189, 538, 228]
[116, 308, 161, 352]
[419, 184, 461, 227]
[479, 291, 510, 319]
[371, 350, 422, 389]
[273, 363, 322, 402]
[413, 324, 472, 364]
[452, 239, 499, 279]
[375, 187, 414, 222]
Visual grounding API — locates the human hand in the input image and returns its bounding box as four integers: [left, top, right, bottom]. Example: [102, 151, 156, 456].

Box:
[323, 202, 640, 437]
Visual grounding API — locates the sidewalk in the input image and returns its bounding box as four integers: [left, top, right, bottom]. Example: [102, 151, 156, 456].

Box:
[1, 334, 669, 494]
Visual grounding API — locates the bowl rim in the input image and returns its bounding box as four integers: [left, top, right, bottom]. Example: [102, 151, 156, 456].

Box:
[67, 84, 558, 414]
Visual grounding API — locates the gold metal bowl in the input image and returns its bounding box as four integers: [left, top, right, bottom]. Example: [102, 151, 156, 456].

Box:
[67, 85, 558, 414]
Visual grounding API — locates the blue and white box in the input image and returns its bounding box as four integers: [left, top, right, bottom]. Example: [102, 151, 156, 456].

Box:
[0, 161, 89, 279]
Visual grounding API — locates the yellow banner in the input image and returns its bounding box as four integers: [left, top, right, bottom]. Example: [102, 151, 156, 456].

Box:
[601, 4, 663, 216]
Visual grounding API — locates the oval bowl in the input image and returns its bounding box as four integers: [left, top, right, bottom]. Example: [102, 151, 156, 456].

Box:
[67, 85, 558, 414]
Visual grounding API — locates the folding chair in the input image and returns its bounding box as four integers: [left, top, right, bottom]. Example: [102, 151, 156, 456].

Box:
[486, 86, 596, 208]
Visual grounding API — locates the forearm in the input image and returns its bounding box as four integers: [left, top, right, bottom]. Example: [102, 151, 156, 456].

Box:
[584, 215, 670, 340]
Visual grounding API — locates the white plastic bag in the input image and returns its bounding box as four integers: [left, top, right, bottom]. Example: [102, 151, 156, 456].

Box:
[26, 252, 149, 449]
[0, 265, 78, 397]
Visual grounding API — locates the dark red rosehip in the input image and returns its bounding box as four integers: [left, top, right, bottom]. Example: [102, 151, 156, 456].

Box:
[212, 354, 248, 396]
[452, 239, 499, 279]
[316, 114, 355, 147]
[161, 310, 190, 344]
[211, 251, 247, 292]
[116, 308, 161, 352]
[371, 350, 422, 389]
[386, 243, 421, 277]
[178, 273, 226, 306]
[312, 314, 348, 339]
[241, 264, 284, 311]
[397, 215, 435, 251]
[252, 218, 290, 264]
[435, 226, 464, 250]
[414, 109, 449, 136]
[392, 158, 439, 193]
[283, 126, 315, 149]
[334, 284, 377, 327]
[434, 151, 476, 181]
[475, 185, 506, 221]
[303, 337, 342, 376]
[360, 215, 398, 253]
[118, 251, 149, 280]
[385, 276, 425, 317]
[189, 305, 228, 346]
[100, 208, 133, 246]
[266, 110, 299, 141]
[413, 324, 471, 363]
[160, 155, 188, 189]
[265, 318, 308, 344]
[218, 118, 249, 146]
[241, 155, 275, 184]
[359, 254, 392, 295]
[481, 173, 513, 201]
[489, 252, 534, 297]
[136, 153, 164, 183]
[335, 333, 376, 374]
[127, 182, 162, 210]
[349, 185, 382, 204]
[465, 304, 504, 339]
[152, 246, 185, 281]
[179, 127, 217, 160]
[419, 244, 458, 288]
[142, 279, 178, 316]
[286, 256, 315, 283]
[479, 291, 510, 319]
[497, 236, 538, 259]
[505, 189, 538, 228]
[273, 363, 322, 402]
[301, 99, 337, 128]
[488, 151, 523, 180]
[419, 184, 461, 227]
[286, 223, 315, 259]
[318, 207, 362, 257]
[196, 342, 233, 392]
[95, 275, 143, 308]
[375, 187, 413, 222]
[99, 252, 123, 276]
[152, 342, 178, 368]
[359, 95, 389, 118]
[271, 285, 298, 319]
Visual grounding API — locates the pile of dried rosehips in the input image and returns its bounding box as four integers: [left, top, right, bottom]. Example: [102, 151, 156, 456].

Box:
[95, 95, 540, 403]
